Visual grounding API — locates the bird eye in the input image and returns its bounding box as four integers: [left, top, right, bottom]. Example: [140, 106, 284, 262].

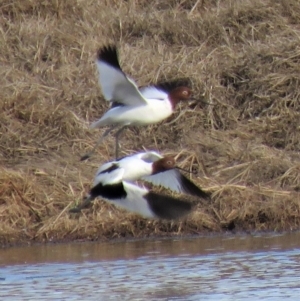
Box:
[182, 90, 188, 96]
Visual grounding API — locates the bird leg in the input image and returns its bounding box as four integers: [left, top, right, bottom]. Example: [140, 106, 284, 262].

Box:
[80, 125, 118, 161]
[115, 125, 128, 160]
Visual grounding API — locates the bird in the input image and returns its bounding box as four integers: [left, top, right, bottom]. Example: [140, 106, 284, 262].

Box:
[70, 151, 210, 219]
[81, 45, 195, 161]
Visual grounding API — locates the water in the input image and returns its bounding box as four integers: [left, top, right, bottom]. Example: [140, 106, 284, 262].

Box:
[1, 232, 300, 300]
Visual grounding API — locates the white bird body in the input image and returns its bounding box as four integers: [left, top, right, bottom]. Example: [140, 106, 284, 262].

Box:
[93, 152, 158, 186]
[96, 151, 210, 197]
[93, 48, 178, 128]
[81, 45, 193, 160]
[90, 97, 173, 128]
[71, 151, 210, 218]
[99, 181, 155, 218]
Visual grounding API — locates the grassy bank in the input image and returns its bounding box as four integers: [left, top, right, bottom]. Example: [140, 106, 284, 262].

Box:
[1, 0, 300, 246]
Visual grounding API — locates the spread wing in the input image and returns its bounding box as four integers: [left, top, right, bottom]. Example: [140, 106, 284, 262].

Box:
[99, 181, 193, 220]
[142, 169, 210, 199]
[97, 45, 147, 106]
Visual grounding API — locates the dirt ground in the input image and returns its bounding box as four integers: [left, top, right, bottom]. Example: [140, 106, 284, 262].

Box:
[1, 0, 300, 247]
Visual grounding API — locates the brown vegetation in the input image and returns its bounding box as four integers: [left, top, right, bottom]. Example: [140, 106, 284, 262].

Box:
[1, 0, 300, 247]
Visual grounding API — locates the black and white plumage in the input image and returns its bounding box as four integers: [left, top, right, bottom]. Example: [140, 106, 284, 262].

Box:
[86, 181, 192, 220]
[71, 151, 210, 219]
[81, 45, 194, 160]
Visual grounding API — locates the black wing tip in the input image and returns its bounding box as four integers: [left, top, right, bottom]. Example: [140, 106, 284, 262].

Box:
[145, 192, 193, 220]
[97, 44, 117, 58]
[179, 174, 211, 200]
[97, 44, 121, 69]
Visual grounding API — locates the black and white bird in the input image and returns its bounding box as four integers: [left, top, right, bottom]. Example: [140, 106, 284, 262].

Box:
[71, 151, 210, 219]
[81, 45, 194, 161]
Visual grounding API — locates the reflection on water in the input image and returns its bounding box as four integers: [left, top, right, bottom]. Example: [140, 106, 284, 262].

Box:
[1, 233, 300, 300]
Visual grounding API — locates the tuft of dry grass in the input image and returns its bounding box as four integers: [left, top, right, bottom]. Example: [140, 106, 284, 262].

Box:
[1, 0, 300, 246]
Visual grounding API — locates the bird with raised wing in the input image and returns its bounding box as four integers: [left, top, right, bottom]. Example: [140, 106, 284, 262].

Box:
[81, 45, 195, 161]
[71, 151, 210, 218]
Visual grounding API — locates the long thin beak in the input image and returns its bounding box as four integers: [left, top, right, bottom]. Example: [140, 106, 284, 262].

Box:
[176, 166, 197, 175]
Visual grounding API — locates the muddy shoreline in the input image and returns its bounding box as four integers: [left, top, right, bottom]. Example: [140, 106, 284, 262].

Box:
[1, 217, 298, 249]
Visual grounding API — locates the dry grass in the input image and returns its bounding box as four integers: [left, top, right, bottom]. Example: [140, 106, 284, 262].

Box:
[1, 0, 300, 246]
